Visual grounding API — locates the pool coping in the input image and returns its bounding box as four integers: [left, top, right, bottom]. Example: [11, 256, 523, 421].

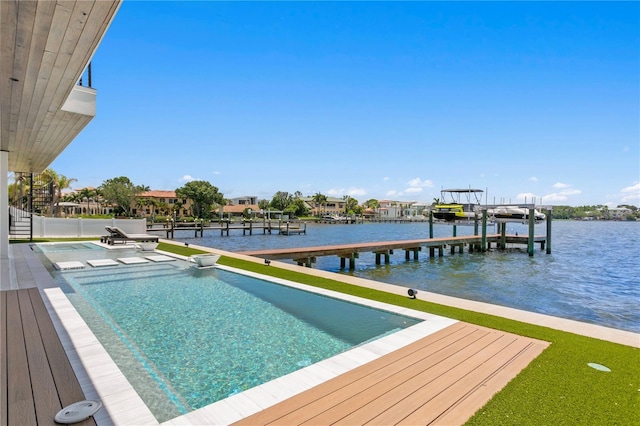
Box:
[31, 243, 459, 425]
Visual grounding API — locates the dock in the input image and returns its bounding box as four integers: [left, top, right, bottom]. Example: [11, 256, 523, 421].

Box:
[239, 234, 547, 268]
[149, 220, 307, 238]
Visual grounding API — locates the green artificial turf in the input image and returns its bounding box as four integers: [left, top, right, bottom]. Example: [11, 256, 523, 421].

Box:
[18, 241, 640, 424]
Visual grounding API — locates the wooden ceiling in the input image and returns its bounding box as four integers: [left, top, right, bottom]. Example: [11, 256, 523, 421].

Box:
[1, 0, 121, 173]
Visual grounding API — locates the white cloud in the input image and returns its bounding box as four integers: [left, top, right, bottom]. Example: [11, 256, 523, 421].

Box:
[347, 187, 367, 197]
[212, 171, 221, 175]
[542, 189, 582, 203]
[383, 177, 390, 182]
[386, 190, 399, 197]
[516, 192, 537, 201]
[529, 176, 538, 182]
[620, 182, 640, 203]
[325, 187, 367, 197]
[553, 182, 569, 189]
[406, 178, 433, 188]
[405, 187, 423, 193]
[179, 175, 195, 183]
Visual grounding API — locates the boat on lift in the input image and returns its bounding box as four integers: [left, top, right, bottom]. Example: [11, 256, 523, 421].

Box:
[432, 188, 484, 222]
[488, 206, 546, 222]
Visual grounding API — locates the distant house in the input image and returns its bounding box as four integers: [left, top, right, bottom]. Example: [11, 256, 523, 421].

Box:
[301, 196, 347, 217]
[134, 190, 191, 217]
[218, 196, 260, 219]
[609, 207, 632, 220]
[376, 200, 417, 218]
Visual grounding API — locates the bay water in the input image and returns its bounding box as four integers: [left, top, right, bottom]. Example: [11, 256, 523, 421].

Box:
[174, 220, 640, 333]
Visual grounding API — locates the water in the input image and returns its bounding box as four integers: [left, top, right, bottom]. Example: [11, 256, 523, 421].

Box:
[40, 247, 419, 422]
[175, 220, 640, 333]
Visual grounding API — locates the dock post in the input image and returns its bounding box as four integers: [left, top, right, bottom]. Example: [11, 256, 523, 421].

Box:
[429, 212, 434, 238]
[375, 253, 381, 265]
[546, 209, 552, 254]
[452, 225, 457, 237]
[429, 247, 435, 257]
[528, 208, 535, 256]
[481, 210, 487, 252]
[500, 223, 506, 249]
[340, 257, 346, 268]
[474, 213, 479, 236]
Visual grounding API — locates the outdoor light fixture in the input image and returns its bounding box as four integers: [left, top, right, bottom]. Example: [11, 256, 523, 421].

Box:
[408, 288, 418, 299]
[264, 259, 271, 266]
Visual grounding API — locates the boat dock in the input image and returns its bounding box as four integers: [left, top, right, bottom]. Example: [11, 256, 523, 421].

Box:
[239, 234, 547, 268]
[149, 220, 307, 238]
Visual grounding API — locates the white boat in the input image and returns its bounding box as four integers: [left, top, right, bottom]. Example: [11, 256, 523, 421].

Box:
[488, 206, 545, 222]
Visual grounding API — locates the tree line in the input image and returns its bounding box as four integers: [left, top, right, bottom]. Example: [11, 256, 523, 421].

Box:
[9, 169, 638, 220]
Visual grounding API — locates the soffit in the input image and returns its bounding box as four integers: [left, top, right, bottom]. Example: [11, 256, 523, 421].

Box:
[1, 0, 121, 173]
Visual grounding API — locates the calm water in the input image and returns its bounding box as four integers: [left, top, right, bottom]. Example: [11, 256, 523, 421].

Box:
[175, 220, 640, 333]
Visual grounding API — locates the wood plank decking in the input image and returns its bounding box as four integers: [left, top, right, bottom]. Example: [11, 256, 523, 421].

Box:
[233, 322, 549, 426]
[1, 288, 96, 426]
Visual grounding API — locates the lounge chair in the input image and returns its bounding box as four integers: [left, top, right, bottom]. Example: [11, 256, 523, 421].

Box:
[101, 226, 159, 245]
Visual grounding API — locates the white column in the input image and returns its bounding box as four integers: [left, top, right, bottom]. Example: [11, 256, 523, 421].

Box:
[1, 151, 9, 260]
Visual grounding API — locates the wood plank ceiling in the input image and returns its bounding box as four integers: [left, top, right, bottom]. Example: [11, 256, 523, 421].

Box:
[0, 0, 121, 173]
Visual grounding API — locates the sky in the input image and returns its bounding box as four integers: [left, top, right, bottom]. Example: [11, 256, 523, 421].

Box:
[50, 1, 640, 207]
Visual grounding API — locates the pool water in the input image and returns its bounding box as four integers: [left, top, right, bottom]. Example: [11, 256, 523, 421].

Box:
[40, 244, 421, 422]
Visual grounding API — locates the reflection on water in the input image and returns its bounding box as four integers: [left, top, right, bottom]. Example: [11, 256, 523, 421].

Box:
[175, 220, 640, 333]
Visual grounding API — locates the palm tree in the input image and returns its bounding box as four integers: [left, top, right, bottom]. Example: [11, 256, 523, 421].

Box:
[78, 187, 95, 215]
[312, 192, 328, 216]
[41, 169, 77, 217]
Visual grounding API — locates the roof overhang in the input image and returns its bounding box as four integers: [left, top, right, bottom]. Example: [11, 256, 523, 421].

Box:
[1, 0, 122, 173]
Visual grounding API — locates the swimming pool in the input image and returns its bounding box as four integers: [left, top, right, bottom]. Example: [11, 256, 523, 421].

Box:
[37, 243, 422, 422]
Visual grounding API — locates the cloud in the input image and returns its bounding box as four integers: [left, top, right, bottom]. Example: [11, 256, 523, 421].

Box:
[383, 177, 390, 182]
[542, 188, 582, 203]
[516, 192, 538, 201]
[405, 187, 423, 193]
[178, 175, 195, 183]
[212, 171, 221, 175]
[406, 178, 433, 188]
[326, 187, 367, 197]
[553, 182, 569, 189]
[620, 182, 640, 203]
[347, 188, 367, 197]
[386, 190, 400, 197]
[529, 176, 538, 182]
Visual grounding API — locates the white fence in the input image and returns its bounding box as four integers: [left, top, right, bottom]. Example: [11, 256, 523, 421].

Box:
[31, 216, 147, 238]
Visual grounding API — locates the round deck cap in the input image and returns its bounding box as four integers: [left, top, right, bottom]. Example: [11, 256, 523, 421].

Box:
[54, 400, 102, 424]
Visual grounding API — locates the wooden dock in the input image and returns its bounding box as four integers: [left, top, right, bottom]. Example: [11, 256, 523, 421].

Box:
[151, 220, 307, 238]
[1, 288, 96, 426]
[239, 234, 547, 268]
[233, 322, 549, 425]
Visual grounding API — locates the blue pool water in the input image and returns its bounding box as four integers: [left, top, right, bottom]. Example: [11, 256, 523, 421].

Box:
[39, 245, 420, 422]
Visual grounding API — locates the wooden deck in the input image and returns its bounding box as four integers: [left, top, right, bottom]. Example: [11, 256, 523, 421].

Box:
[1, 288, 96, 426]
[233, 322, 549, 426]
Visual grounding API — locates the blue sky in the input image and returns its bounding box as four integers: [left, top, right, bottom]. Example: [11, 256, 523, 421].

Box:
[51, 1, 639, 207]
